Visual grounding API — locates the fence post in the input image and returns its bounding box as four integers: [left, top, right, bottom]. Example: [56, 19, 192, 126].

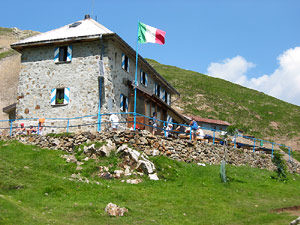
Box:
[213, 130, 215, 145]
[271, 143, 274, 158]
[37, 122, 40, 135]
[9, 120, 13, 136]
[189, 126, 192, 140]
[67, 119, 70, 133]
[163, 121, 166, 137]
[234, 136, 236, 148]
[253, 138, 256, 153]
[288, 147, 291, 162]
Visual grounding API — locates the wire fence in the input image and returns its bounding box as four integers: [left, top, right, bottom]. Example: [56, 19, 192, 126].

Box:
[0, 112, 293, 161]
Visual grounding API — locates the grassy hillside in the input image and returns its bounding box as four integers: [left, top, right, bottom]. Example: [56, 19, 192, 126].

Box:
[1, 140, 300, 224]
[146, 59, 300, 142]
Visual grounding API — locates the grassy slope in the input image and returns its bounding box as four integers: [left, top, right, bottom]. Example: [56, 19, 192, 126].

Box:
[146, 59, 300, 140]
[1, 140, 300, 224]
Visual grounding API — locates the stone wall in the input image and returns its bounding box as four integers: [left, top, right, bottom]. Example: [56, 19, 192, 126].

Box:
[4, 130, 300, 174]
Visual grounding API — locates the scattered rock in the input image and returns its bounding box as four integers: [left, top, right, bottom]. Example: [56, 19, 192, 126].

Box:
[149, 173, 159, 180]
[291, 216, 300, 225]
[105, 203, 128, 217]
[126, 179, 142, 184]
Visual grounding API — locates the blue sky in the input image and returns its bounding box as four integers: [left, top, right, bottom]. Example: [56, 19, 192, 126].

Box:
[2, 0, 300, 105]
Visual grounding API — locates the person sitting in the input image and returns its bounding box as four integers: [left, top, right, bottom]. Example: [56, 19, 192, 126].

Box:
[197, 128, 205, 139]
[17, 123, 26, 135]
[27, 125, 37, 135]
[165, 123, 173, 137]
[109, 114, 119, 130]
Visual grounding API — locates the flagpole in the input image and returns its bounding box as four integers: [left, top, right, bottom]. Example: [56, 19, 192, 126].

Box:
[133, 21, 139, 131]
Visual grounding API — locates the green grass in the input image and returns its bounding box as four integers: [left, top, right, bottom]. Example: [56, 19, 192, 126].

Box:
[1, 140, 300, 224]
[146, 59, 300, 140]
[0, 49, 17, 60]
[0, 27, 13, 35]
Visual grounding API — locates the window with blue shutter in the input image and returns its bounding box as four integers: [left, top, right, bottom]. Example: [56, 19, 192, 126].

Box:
[51, 87, 70, 106]
[120, 94, 128, 112]
[161, 88, 166, 101]
[121, 53, 129, 72]
[54, 45, 72, 63]
[140, 70, 147, 86]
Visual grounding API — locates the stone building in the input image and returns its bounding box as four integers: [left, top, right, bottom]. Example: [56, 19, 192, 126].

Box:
[10, 15, 186, 132]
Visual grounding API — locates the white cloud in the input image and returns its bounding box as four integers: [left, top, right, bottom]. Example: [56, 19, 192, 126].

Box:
[207, 55, 255, 85]
[206, 47, 300, 106]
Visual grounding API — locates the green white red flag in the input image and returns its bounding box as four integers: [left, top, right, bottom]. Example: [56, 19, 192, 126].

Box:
[138, 22, 166, 45]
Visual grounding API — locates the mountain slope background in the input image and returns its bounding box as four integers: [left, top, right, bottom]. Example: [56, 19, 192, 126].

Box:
[0, 27, 38, 123]
[146, 59, 300, 150]
[0, 27, 299, 150]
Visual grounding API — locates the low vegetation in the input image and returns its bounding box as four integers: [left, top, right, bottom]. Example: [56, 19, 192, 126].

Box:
[1, 140, 300, 224]
[0, 49, 17, 60]
[146, 59, 300, 141]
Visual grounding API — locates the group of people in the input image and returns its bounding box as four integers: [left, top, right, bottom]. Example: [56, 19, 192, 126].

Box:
[15, 118, 45, 136]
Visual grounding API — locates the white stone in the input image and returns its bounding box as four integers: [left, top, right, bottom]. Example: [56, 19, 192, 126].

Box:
[149, 173, 159, 180]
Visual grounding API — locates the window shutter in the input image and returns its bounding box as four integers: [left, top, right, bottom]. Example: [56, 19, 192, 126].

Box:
[67, 45, 72, 62]
[145, 73, 148, 87]
[125, 97, 128, 112]
[120, 94, 124, 111]
[121, 53, 125, 69]
[140, 70, 143, 84]
[154, 83, 158, 95]
[54, 47, 59, 63]
[127, 58, 130, 72]
[167, 115, 172, 124]
[64, 87, 70, 104]
[51, 88, 56, 105]
[167, 93, 170, 105]
[161, 88, 165, 100]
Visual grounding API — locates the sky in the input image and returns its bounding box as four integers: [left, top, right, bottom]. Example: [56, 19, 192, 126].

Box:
[2, 0, 300, 106]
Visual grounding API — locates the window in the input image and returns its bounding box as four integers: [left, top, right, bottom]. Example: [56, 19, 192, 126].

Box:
[165, 92, 168, 104]
[140, 70, 148, 86]
[121, 53, 130, 72]
[155, 83, 161, 97]
[51, 88, 70, 106]
[120, 94, 128, 112]
[59, 46, 68, 62]
[54, 46, 72, 63]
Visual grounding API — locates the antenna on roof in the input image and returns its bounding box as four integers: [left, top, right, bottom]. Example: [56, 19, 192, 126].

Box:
[91, 0, 95, 19]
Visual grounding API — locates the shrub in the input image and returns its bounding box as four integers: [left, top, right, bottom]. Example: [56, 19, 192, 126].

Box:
[271, 151, 288, 181]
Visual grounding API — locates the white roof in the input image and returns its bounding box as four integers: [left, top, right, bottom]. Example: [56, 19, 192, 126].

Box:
[13, 18, 114, 45]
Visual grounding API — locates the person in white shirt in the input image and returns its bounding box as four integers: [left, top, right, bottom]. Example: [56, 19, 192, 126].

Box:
[109, 114, 119, 130]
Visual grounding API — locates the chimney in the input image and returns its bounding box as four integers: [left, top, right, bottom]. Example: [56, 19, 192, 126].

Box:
[84, 14, 91, 19]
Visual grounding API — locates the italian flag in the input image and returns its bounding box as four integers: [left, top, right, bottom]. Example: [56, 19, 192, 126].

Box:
[138, 22, 166, 45]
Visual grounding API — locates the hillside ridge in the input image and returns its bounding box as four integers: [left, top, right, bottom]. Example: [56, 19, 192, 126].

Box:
[146, 58, 300, 150]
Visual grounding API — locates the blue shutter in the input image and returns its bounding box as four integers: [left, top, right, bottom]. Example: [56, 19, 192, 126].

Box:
[140, 70, 143, 84]
[145, 73, 148, 87]
[64, 87, 70, 104]
[54, 47, 59, 63]
[167, 93, 171, 105]
[121, 53, 125, 69]
[161, 88, 165, 100]
[167, 115, 172, 124]
[51, 88, 56, 105]
[154, 83, 158, 95]
[127, 58, 130, 72]
[67, 45, 72, 62]
[125, 97, 128, 112]
[120, 94, 124, 111]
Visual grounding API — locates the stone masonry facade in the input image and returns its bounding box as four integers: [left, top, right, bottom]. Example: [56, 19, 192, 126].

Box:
[16, 38, 171, 133]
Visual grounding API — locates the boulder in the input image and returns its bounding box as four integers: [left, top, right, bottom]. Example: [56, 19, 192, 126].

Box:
[105, 203, 128, 216]
[149, 173, 159, 180]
